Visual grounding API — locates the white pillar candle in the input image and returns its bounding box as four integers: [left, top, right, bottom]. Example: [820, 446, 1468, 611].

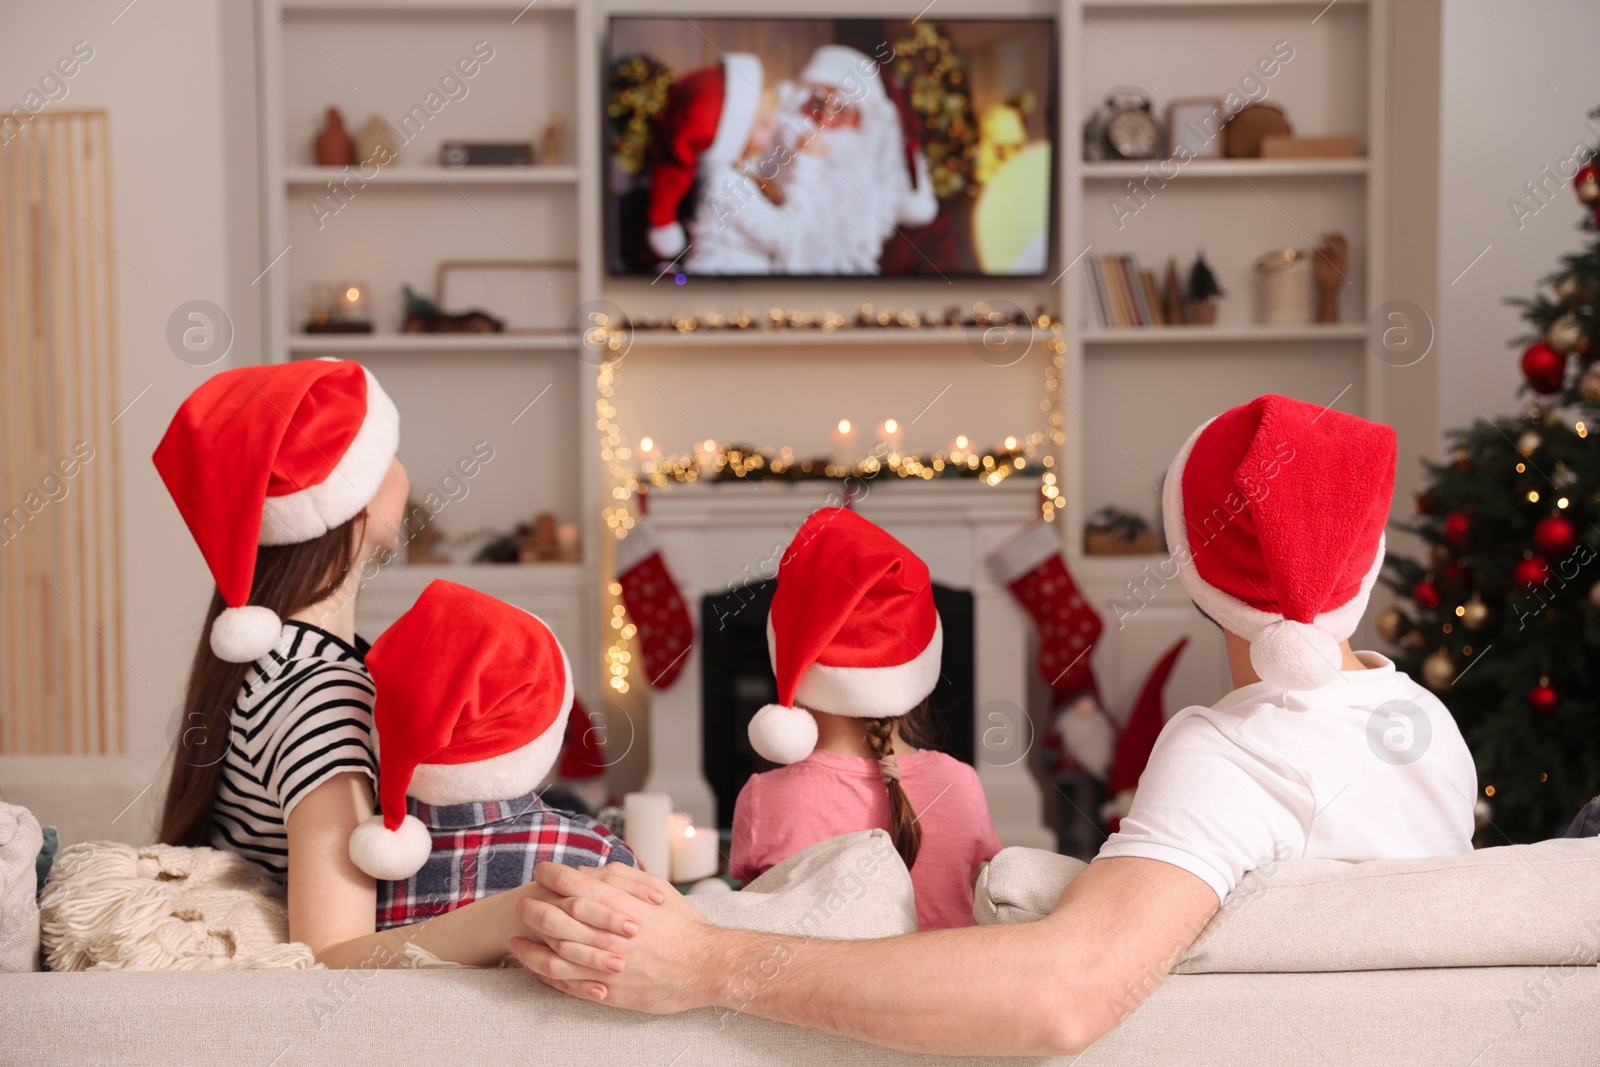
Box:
[670, 824, 719, 883]
[623, 792, 672, 877]
[830, 419, 857, 468]
[878, 418, 902, 454]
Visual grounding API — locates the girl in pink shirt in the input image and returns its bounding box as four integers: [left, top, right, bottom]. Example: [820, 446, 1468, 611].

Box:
[732, 508, 1003, 931]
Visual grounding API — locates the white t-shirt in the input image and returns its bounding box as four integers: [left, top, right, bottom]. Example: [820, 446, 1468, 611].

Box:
[1097, 652, 1478, 904]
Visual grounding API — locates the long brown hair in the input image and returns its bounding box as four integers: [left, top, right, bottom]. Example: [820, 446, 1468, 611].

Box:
[863, 700, 933, 870]
[158, 517, 362, 846]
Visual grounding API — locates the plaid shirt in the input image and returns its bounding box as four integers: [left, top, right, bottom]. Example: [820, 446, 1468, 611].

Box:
[375, 791, 635, 931]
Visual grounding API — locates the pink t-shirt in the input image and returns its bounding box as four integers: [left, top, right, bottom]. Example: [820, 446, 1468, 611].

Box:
[730, 749, 1003, 931]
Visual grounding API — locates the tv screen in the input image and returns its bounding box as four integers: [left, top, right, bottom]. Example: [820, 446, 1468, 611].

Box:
[605, 17, 1057, 278]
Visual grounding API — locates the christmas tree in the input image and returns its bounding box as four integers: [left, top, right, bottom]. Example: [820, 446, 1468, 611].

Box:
[1383, 112, 1600, 843]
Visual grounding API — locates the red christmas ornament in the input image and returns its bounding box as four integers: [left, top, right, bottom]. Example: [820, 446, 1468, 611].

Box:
[1411, 579, 1440, 610]
[1514, 555, 1550, 590]
[1416, 491, 1437, 516]
[1442, 511, 1470, 547]
[1528, 683, 1559, 715]
[1520, 342, 1566, 395]
[1580, 162, 1600, 206]
[1441, 560, 1471, 586]
[1533, 515, 1577, 556]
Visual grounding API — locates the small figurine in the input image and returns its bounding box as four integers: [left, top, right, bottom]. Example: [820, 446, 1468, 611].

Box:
[1186, 252, 1224, 325]
[1313, 231, 1349, 324]
[539, 116, 566, 166]
[313, 107, 354, 167]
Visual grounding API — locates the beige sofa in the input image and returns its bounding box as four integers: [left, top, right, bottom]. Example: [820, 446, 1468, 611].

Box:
[6, 813, 1600, 1065]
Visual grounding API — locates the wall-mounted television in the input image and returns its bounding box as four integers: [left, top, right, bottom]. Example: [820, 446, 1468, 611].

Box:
[605, 16, 1057, 278]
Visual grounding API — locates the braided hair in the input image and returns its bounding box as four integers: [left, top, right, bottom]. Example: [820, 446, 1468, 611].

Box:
[862, 701, 933, 870]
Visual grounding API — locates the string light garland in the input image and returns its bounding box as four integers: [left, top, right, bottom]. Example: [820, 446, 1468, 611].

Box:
[588, 309, 1067, 694]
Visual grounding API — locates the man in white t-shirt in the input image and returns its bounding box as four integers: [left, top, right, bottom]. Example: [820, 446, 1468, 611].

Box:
[510, 395, 1478, 1056]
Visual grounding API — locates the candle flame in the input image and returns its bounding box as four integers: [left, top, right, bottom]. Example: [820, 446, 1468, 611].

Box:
[883, 418, 899, 434]
[955, 434, 969, 449]
[837, 419, 851, 433]
[640, 436, 654, 452]
[344, 286, 360, 303]
[685, 826, 696, 837]
[1004, 435, 1018, 451]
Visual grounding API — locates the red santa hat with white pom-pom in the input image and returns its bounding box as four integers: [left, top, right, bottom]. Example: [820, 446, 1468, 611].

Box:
[1163, 393, 1396, 691]
[348, 579, 574, 880]
[646, 53, 765, 261]
[747, 508, 942, 765]
[153, 359, 399, 664]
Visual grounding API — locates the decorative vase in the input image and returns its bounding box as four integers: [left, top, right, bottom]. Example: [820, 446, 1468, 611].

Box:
[313, 107, 354, 167]
[355, 114, 398, 167]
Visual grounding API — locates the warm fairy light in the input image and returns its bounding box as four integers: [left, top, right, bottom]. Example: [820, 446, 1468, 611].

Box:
[1528, 490, 1540, 503]
[883, 418, 899, 434]
[955, 434, 969, 449]
[1578, 422, 1589, 438]
[838, 419, 851, 434]
[1004, 435, 1018, 451]
[1516, 462, 1526, 473]
[1485, 785, 1496, 797]
[1540, 772, 1549, 783]
[1558, 496, 1570, 509]
[344, 286, 360, 303]
[1455, 606, 1465, 617]
[702, 438, 716, 452]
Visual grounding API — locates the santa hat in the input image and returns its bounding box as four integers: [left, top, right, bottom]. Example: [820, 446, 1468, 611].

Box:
[1163, 394, 1396, 691]
[348, 579, 574, 880]
[153, 359, 399, 664]
[647, 53, 764, 261]
[1100, 637, 1188, 832]
[748, 508, 942, 765]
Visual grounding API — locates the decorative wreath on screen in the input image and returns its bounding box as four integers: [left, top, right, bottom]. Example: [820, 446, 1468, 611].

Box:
[608, 55, 676, 177]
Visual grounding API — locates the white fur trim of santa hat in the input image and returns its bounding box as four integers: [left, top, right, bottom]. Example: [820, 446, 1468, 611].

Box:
[701, 53, 764, 171]
[769, 615, 943, 721]
[259, 365, 400, 547]
[1162, 417, 1385, 691]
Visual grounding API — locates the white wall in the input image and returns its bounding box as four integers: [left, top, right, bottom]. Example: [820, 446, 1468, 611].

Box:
[1437, 0, 1600, 442]
[0, 0, 253, 844]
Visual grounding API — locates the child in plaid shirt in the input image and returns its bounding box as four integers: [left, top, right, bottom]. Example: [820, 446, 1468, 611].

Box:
[346, 579, 636, 930]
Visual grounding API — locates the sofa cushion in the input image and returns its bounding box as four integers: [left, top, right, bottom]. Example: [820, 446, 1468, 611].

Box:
[975, 839, 1600, 972]
[691, 828, 917, 938]
[1, 801, 43, 972]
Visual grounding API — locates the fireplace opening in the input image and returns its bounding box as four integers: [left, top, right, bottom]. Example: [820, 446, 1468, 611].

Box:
[699, 578, 975, 830]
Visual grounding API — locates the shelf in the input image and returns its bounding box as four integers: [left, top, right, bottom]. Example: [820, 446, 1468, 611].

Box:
[289, 333, 573, 354]
[1080, 324, 1365, 345]
[284, 165, 577, 187]
[1081, 0, 1365, 9]
[279, 0, 573, 13]
[622, 327, 1017, 349]
[1080, 158, 1367, 181]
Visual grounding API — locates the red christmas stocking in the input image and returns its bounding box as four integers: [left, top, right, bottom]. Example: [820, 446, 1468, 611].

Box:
[987, 519, 1103, 699]
[616, 518, 695, 689]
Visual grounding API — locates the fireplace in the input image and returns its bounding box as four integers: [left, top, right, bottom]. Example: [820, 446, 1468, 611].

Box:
[637, 479, 1052, 848]
[700, 578, 976, 830]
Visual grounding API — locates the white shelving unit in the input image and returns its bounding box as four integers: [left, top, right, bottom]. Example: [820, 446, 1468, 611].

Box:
[1058, 0, 1389, 713]
[256, 0, 604, 700]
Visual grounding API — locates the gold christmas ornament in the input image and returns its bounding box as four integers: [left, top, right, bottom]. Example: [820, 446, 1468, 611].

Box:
[1460, 596, 1489, 631]
[1430, 543, 1451, 565]
[1578, 171, 1600, 206]
[1557, 275, 1579, 301]
[1420, 648, 1455, 691]
[1401, 630, 1426, 649]
[1375, 607, 1406, 642]
[1590, 579, 1600, 608]
[1517, 430, 1543, 456]
[1547, 313, 1584, 354]
[1522, 400, 1549, 423]
[1579, 366, 1600, 403]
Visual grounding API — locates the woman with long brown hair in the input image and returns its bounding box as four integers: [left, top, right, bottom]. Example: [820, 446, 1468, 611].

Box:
[154, 360, 578, 967]
[728, 508, 1002, 930]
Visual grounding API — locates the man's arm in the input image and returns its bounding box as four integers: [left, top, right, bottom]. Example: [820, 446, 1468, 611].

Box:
[511, 856, 1218, 1057]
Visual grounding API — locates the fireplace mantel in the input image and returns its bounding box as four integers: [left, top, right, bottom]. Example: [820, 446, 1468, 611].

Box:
[641, 477, 1053, 849]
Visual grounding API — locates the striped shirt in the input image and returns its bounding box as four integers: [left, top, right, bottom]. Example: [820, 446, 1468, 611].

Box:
[209, 621, 378, 880]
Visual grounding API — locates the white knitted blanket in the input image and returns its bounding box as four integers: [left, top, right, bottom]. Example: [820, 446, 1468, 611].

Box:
[39, 841, 319, 971]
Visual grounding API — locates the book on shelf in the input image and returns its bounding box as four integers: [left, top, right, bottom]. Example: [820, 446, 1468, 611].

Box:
[1080, 254, 1170, 330]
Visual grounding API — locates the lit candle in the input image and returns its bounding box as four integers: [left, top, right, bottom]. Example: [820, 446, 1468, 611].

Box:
[623, 792, 671, 877]
[339, 281, 368, 323]
[670, 824, 719, 883]
[666, 811, 690, 840]
[693, 438, 719, 467]
[949, 433, 970, 458]
[637, 435, 659, 469]
[830, 419, 857, 468]
[879, 418, 902, 454]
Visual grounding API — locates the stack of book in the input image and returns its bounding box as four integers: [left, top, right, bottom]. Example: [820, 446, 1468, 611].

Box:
[1078, 254, 1174, 330]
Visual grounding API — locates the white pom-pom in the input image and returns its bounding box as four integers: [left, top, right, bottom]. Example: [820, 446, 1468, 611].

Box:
[748, 703, 818, 765]
[1056, 694, 1115, 780]
[210, 606, 285, 663]
[348, 814, 433, 880]
[689, 877, 733, 895]
[1250, 619, 1341, 691]
[648, 222, 687, 261]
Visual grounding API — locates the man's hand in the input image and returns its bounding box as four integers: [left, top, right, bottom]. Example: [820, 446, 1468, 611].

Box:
[511, 861, 724, 1013]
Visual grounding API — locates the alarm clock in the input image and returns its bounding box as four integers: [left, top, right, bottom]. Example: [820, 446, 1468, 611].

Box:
[1084, 91, 1162, 161]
